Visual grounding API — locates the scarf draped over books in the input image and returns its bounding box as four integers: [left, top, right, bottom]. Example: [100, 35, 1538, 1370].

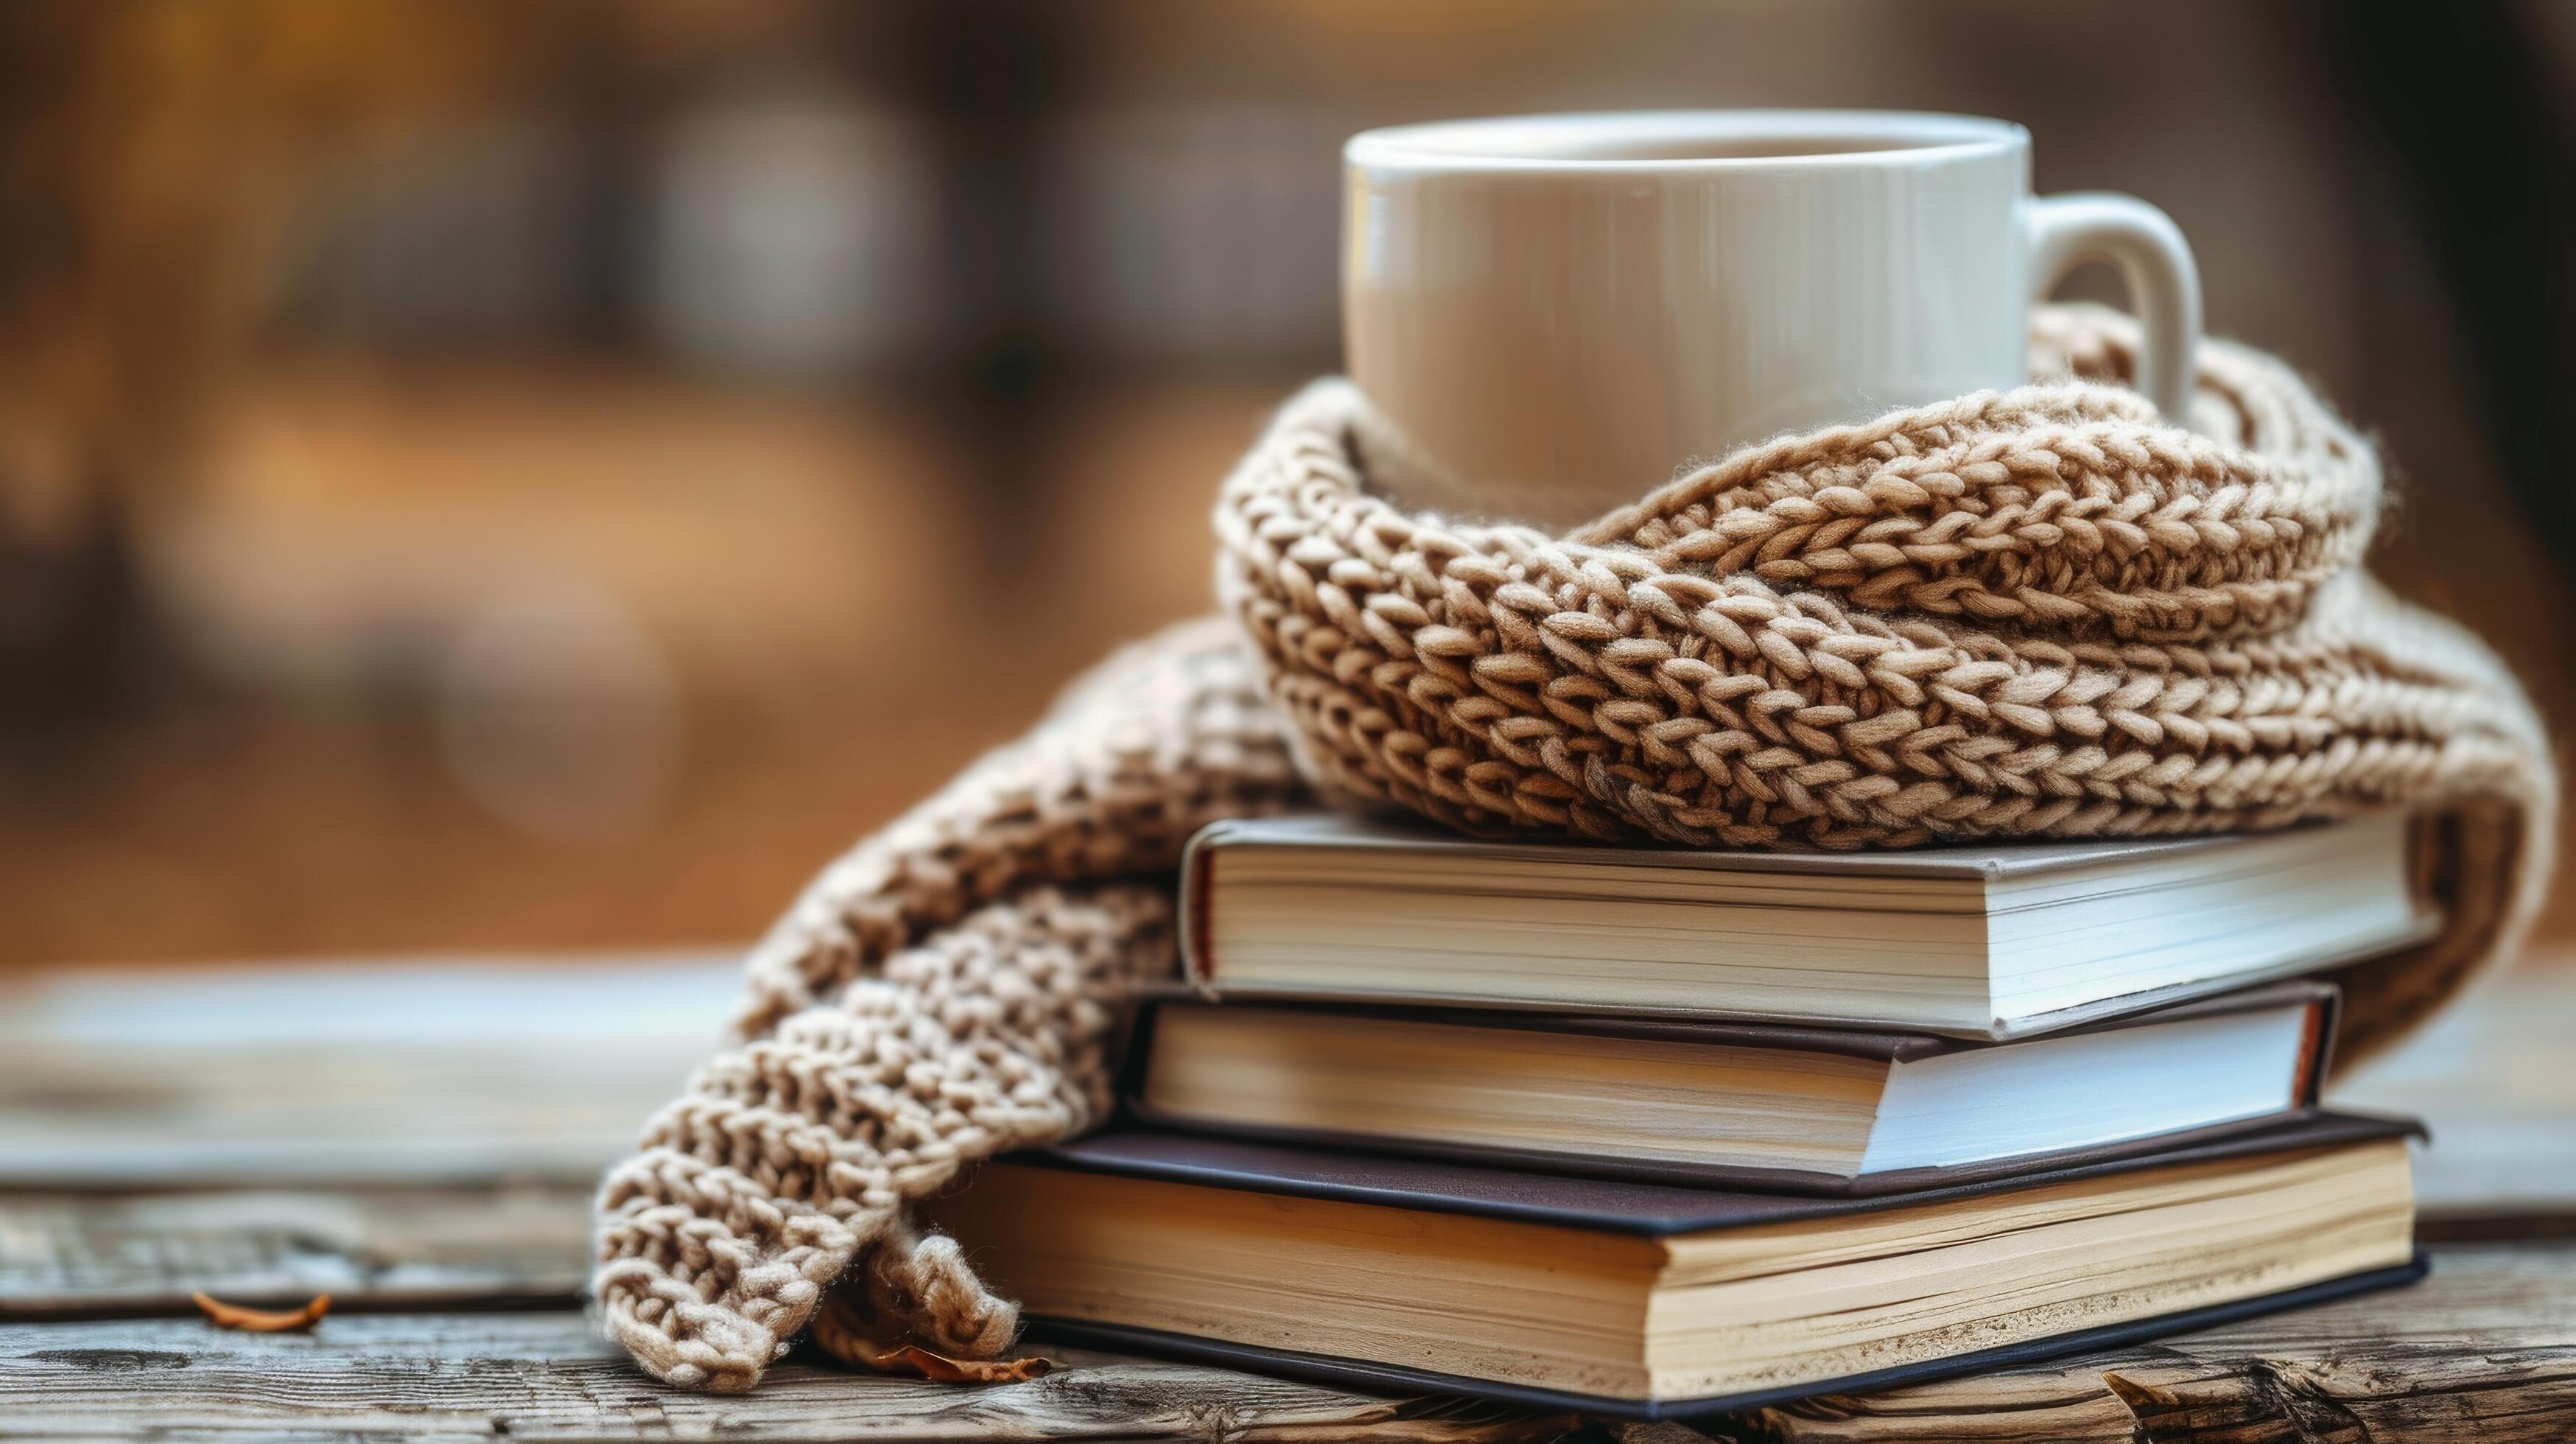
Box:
[592, 306, 2557, 1392]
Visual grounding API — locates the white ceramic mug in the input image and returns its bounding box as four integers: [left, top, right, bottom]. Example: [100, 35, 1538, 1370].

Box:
[1342, 111, 2202, 527]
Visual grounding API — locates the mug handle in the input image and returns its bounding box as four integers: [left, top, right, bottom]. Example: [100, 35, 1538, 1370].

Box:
[2025, 193, 2203, 421]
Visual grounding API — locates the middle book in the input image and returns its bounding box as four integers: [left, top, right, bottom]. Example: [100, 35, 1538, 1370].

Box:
[1124, 981, 2334, 1195]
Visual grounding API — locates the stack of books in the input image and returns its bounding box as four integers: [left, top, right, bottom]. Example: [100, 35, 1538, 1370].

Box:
[930, 811, 2436, 1419]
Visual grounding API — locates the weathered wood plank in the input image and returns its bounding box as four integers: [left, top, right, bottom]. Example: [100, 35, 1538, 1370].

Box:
[0, 1184, 592, 1316]
[4, 1247, 2569, 1440]
[0, 954, 731, 1186]
[0, 1311, 1572, 1442]
[1705, 1242, 2576, 1443]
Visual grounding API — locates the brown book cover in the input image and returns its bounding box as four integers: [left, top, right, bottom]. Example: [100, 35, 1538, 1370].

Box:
[1117, 981, 2340, 1194]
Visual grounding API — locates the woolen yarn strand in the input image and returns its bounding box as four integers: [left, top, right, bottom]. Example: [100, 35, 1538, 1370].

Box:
[593, 306, 2554, 1392]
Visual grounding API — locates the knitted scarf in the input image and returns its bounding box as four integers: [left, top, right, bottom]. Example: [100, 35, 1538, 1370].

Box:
[592, 307, 2555, 1392]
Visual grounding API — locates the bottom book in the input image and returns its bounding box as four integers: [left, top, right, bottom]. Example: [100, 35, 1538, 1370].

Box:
[926, 1115, 2423, 1419]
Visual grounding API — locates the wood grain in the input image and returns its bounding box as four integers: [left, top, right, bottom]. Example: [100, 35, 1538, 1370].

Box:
[0, 1311, 1574, 1443]
[4, 1247, 2568, 1441]
[1707, 1243, 2576, 1443]
[0, 955, 727, 1186]
[0, 1185, 591, 1317]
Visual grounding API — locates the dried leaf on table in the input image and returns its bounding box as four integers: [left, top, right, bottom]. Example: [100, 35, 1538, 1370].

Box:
[192, 1291, 330, 1331]
[810, 1279, 1052, 1383]
[852, 1342, 1053, 1384]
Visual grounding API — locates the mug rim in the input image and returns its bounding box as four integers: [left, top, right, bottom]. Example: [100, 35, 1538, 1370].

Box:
[1346, 109, 2025, 173]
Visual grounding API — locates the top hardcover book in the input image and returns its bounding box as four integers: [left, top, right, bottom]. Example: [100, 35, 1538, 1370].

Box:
[1179, 811, 2432, 1038]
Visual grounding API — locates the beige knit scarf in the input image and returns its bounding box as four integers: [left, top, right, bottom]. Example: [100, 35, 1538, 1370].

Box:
[592, 307, 2555, 1392]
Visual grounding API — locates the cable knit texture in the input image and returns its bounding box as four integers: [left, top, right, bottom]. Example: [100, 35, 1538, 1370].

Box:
[593, 306, 2555, 1392]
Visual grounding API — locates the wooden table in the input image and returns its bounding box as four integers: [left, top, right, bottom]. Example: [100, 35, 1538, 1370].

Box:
[4, 953, 2572, 1443]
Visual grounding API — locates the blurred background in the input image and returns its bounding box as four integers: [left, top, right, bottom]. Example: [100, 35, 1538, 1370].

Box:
[3, 0, 2570, 970]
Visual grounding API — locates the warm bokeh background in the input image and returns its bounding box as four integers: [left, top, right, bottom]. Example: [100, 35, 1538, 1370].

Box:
[4, 0, 2570, 968]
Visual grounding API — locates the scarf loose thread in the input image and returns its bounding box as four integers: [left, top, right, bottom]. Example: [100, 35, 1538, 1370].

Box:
[593, 307, 2555, 1392]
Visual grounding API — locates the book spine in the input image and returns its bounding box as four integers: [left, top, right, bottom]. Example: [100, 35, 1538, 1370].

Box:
[1177, 829, 1218, 989]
